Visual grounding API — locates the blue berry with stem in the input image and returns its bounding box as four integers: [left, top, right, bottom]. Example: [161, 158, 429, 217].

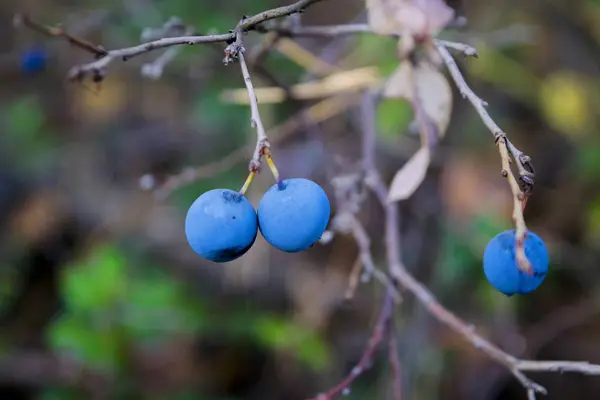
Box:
[185, 189, 258, 262]
[257, 178, 330, 253]
[483, 229, 549, 296]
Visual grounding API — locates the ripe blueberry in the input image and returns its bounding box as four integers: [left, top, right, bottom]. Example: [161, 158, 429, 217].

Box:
[257, 178, 330, 252]
[483, 229, 549, 296]
[20, 47, 47, 74]
[185, 189, 257, 262]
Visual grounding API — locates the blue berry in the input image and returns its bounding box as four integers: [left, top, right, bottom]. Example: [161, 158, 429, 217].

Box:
[20, 47, 47, 74]
[185, 189, 257, 262]
[257, 178, 330, 252]
[483, 229, 549, 296]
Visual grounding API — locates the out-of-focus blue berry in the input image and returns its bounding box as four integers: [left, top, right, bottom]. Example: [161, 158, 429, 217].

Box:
[483, 229, 549, 296]
[185, 189, 257, 262]
[20, 47, 48, 74]
[257, 178, 330, 253]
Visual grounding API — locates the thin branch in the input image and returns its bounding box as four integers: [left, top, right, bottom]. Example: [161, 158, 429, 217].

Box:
[349, 216, 401, 303]
[436, 39, 478, 57]
[66, 0, 327, 79]
[516, 360, 600, 374]
[388, 322, 403, 400]
[329, 171, 401, 301]
[360, 87, 600, 398]
[231, 34, 270, 173]
[308, 291, 396, 400]
[344, 256, 363, 299]
[360, 91, 403, 279]
[13, 13, 108, 57]
[257, 23, 373, 37]
[433, 39, 533, 273]
[141, 27, 195, 79]
[432, 40, 500, 139]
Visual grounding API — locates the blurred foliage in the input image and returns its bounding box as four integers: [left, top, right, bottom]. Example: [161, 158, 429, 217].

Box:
[0, 0, 599, 399]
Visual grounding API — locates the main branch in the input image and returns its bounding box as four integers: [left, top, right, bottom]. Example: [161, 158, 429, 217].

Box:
[67, 0, 327, 79]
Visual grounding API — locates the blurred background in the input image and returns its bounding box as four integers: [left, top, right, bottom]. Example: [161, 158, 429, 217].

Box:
[1, 0, 600, 399]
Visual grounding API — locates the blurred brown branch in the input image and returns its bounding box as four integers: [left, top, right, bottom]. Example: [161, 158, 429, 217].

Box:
[0, 351, 107, 395]
[13, 14, 108, 57]
[309, 290, 397, 400]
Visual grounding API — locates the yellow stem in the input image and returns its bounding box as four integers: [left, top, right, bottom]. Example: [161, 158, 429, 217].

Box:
[239, 171, 255, 195]
[265, 153, 281, 185]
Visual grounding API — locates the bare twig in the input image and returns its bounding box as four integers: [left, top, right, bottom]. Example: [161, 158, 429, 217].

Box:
[329, 170, 400, 301]
[256, 23, 373, 37]
[141, 27, 195, 79]
[308, 291, 396, 400]
[388, 321, 403, 400]
[360, 87, 600, 399]
[66, 0, 327, 79]
[345, 256, 363, 299]
[229, 30, 270, 172]
[433, 39, 533, 273]
[349, 217, 401, 302]
[222, 21, 282, 194]
[0, 351, 108, 391]
[436, 39, 478, 57]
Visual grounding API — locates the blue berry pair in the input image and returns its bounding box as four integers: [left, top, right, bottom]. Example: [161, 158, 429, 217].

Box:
[185, 178, 330, 262]
[483, 230, 549, 295]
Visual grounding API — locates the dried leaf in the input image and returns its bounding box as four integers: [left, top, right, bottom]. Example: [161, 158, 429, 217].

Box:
[383, 62, 453, 137]
[366, 0, 455, 37]
[382, 62, 413, 99]
[366, 0, 403, 35]
[388, 146, 431, 202]
[395, 0, 455, 37]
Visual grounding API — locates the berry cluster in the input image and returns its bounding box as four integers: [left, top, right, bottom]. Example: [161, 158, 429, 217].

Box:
[185, 178, 330, 262]
[483, 230, 549, 296]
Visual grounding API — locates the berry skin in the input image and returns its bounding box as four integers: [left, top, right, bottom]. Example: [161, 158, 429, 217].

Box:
[185, 189, 258, 262]
[483, 229, 549, 296]
[257, 178, 330, 253]
[20, 47, 47, 74]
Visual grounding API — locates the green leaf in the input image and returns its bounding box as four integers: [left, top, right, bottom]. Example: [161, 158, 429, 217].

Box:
[61, 244, 127, 312]
[470, 212, 511, 240]
[577, 140, 600, 182]
[48, 314, 122, 372]
[39, 387, 79, 400]
[252, 315, 330, 370]
[3, 95, 56, 170]
[5, 95, 44, 139]
[438, 228, 475, 286]
[123, 273, 206, 340]
[376, 98, 413, 139]
[353, 34, 398, 75]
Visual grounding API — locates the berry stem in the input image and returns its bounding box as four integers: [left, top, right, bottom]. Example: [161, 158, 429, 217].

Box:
[264, 149, 283, 188]
[239, 171, 255, 195]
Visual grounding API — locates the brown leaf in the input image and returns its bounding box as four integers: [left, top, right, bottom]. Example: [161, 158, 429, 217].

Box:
[397, 0, 455, 37]
[366, 0, 403, 35]
[382, 62, 413, 99]
[383, 62, 453, 138]
[388, 146, 431, 202]
[366, 0, 455, 37]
